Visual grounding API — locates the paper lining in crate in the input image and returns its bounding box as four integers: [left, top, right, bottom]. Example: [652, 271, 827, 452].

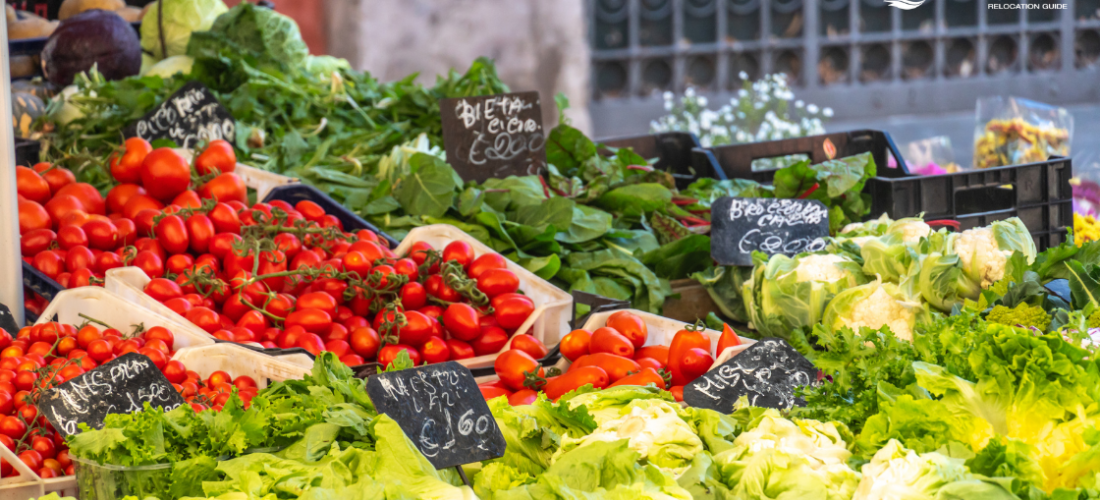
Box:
[551, 309, 757, 374]
[171, 343, 312, 389]
[0, 445, 78, 500]
[394, 225, 573, 370]
[35, 286, 215, 351]
[104, 268, 314, 371]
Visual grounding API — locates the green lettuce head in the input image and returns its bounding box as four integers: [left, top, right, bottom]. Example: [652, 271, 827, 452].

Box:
[555, 400, 703, 473]
[954, 218, 1037, 288]
[854, 440, 1018, 500]
[714, 410, 859, 500]
[745, 252, 867, 339]
[141, 0, 229, 61]
[822, 279, 928, 342]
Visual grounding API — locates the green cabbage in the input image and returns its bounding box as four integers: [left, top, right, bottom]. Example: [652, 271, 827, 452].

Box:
[142, 55, 195, 78]
[853, 440, 1018, 500]
[554, 400, 704, 473]
[744, 252, 867, 339]
[141, 0, 228, 61]
[187, 2, 310, 72]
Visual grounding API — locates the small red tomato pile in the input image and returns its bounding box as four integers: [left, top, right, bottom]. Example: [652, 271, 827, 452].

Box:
[17, 138, 251, 316]
[481, 312, 744, 404]
[0, 320, 248, 480]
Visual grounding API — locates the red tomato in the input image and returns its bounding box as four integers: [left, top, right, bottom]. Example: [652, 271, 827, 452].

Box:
[442, 241, 474, 267]
[668, 327, 712, 386]
[162, 360, 187, 384]
[236, 310, 269, 336]
[678, 347, 713, 385]
[33, 163, 75, 194]
[18, 450, 42, 470]
[406, 241, 434, 266]
[154, 215, 190, 255]
[294, 200, 324, 222]
[0, 416, 26, 438]
[122, 195, 165, 220]
[195, 139, 237, 175]
[394, 283, 426, 312]
[446, 339, 475, 360]
[476, 268, 520, 298]
[115, 218, 137, 246]
[109, 137, 152, 183]
[494, 349, 543, 391]
[509, 334, 548, 359]
[207, 371, 232, 387]
[425, 274, 461, 302]
[716, 323, 743, 355]
[21, 228, 56, 256]
[606, 312, 648, 349]
[443, 304, 481, 341]
[133, 250, 164, 278]
[208, 202, 241, 234]
[590, 327, 635, 358]
[106, 184, 146, 215]
[166, 254, 194, 276]
[186, 307, 222, 333]
[471, 326, 509, 356]
[480, 385, 512, 400]
[544, 366, 609, 400]
[285, 308, 332, 334]
[198, 173, 247, 204]
[492, 294, 535, 330]
[570, 353, 640, 382]
[399, 310, 434, 346]
[467, 253, 507, 279]
[273, 233, 302, 260]
[378, 344, 421, 368]
[19, 199, 51, 234]
[16, 166, 50, 203]
[508, 389, 538, 406]
[420, 337, 450, 364]
[33, 250, 64, 279]
[185, 214, 215, 254]
[296, 333, 325, 356]
[609, 367, 667, 389]
[82, 219, 118, 250]
[144, 278, 183, 301]
[141, 148, 191, 202]
[349, 327, 381, 359]
[172, 190, 202, 209]
[209, 233, 242, 260]
[635, 345, 670, 366]
[392, 258, 419, 282]
[55, 183, 105, 215]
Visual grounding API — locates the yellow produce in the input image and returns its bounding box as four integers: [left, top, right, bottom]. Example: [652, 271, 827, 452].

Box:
[1074, 213, 1100, 246]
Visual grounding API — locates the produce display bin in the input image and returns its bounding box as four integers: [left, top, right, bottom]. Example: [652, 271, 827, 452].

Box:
[691, 129, 908, 184]
[22, 259, 63, 323]
[599, 132, 712, 189]
[0, 444, 78, 499]
[35, 285, 216, 350]
[395, 225, 574, 370]
[261, 184, 400, 248]
[71, 456, 173, 500]
[170, 343, 312, 389]
[15, 137, 40, 166]
[691, 129, 1071, 250]
[235, 163, 299, 203]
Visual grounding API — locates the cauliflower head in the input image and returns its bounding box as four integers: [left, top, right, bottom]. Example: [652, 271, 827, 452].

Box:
[953, 218, 1037, 288]
[794, 254, 858, 283]
[823, 280, 926, 342]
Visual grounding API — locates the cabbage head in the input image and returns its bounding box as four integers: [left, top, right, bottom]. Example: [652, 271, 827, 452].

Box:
[744, 252, 866, 339]
[854, 440, 1018, 500]
[141, 0, 228, 61]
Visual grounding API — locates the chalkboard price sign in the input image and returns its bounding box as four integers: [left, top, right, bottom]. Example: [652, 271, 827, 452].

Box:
[124, 81, 235, 150]
[37, 352, 186, 435]
[365, 361, 506, 469]
[439, 91, 546, 183]
[683, 338, 817, 413]
[710, 197, 830, 266]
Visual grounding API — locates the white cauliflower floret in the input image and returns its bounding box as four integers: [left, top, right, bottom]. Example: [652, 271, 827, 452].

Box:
[954, 227, 1007, 288]
[847, 236, 876, 248]
[890, 220, 932, 245]
[837, 286, 917, 341]
[794, 254, 854, 283]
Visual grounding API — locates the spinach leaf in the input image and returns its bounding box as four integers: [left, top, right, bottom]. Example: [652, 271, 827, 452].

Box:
[641, 234, 712, 279]
[595, 183, 673, 216]
[558, 205, 613, 244]
[512, 197, 575, 231]
[394, 153, 458, 218]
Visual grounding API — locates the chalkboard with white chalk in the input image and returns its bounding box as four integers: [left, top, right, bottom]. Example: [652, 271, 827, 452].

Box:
[124, 81, 235, 150]
[364, 361, 506, 469]
[710, 197, 831, 266]
[439, 91, 546, 183]
[683, 337, 817, 412]
[37, 352, 187, 435]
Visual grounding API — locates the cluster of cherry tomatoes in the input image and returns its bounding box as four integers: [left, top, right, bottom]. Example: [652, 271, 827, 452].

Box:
[0, 321, 246, 480]
[481, 312, 744, 404]
[17, 138, 249, 315]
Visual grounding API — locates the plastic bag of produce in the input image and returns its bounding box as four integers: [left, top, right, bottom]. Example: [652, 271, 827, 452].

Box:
[973, 96, 1072, 169]
[902, 136, 962, 175]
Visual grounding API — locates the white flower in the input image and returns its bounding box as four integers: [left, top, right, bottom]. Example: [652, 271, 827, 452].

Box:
[663, 91, 673, 101]
[754, 101, 764, 109]
[739, 71, 749, 80]
[738, 89, 749, 98]
[664, 100, 673, 111]
[795, 100, 805, 108]
[823, 107, 834, 117]
[807, 104, 819, 114]
[685, 87, 696, 98]
[698, 96, 708, 107]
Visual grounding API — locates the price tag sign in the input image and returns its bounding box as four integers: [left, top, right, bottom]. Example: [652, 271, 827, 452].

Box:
[439, 91, 546, 183]
[37, 352, 187, 435]
[710, 197, 830, 266]
[365, 361, 506, 469]
[683, 338, 817, 413]
[124, 81, 235, 149]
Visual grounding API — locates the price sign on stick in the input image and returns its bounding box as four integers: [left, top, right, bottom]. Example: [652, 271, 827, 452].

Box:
[439, 91, 547, 183]
[710, 197, 831, 266]
[683, 338, 817, 413]
[365, 361, 506, 470]
[124, 81, 235, 149]
[37, 352, 187, 435]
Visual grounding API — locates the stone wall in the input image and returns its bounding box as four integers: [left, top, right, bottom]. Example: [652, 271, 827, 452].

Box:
[324, 0, 592, 134]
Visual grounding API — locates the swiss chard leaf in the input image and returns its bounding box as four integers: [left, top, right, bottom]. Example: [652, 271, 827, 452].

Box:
[394, 153, 458, 218]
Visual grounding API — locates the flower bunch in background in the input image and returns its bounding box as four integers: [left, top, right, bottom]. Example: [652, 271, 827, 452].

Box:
[651, 73, 832, 170]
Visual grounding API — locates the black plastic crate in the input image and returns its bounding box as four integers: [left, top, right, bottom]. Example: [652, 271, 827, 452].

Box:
[599, 132, 714, 189]
[866, 157, 1073, 250]
[15, 138, 40, 167]
[22, 260, 63, 324]
[690, 129, 908, 184]
[261, 184, 400, 248]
